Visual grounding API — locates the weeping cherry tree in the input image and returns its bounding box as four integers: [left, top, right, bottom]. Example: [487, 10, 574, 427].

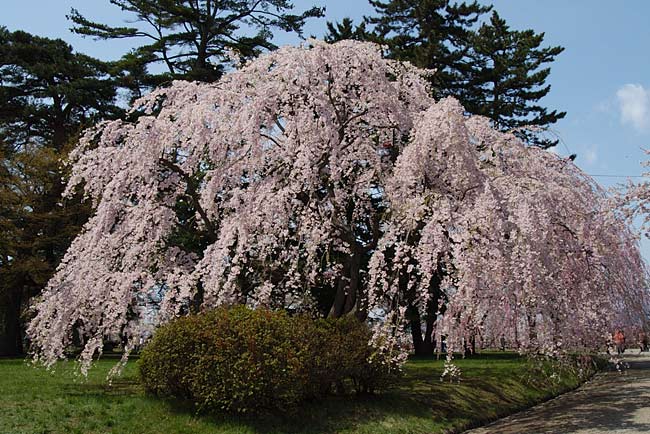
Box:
[28, 40, 649, 372]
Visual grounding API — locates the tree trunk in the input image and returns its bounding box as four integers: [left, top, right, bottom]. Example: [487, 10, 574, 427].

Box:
[410, 309, 423, 352]
[409, 273, 441, 356]
[410, 308, 435, 356]
[328, 250, 363, 319]
[191, 282, 205, 313]
[328, 263, 349, 319]
[527, 313, 537, 351]
[0, 294, 24, 356]
[463, 335, 477, 357]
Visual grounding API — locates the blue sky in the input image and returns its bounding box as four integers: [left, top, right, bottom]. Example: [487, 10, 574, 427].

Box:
[5, 0, 650, 255]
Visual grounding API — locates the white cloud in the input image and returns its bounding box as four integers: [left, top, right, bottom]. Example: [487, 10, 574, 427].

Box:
[616, 83, 650, 132]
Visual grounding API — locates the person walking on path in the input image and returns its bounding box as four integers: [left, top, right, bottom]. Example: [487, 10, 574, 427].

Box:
[614, 329, 626, 355]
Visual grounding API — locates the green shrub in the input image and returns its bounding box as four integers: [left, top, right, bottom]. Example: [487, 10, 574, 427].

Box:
[139, 314, 203, 398]
[189, 307, 311, 413]
[139, 306, 402, 414]
[140, 306, 310, 413]
[311, 316, 402, 394]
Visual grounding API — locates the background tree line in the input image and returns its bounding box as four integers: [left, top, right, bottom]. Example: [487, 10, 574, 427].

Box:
[0, 0, 564, 356]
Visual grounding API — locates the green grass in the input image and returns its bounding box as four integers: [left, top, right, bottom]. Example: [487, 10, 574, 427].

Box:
[0, 352, 596, 434]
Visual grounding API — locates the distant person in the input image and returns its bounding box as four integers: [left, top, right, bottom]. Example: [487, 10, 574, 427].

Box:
[639, 330, 648, 352]
[613, 329, 626, 355]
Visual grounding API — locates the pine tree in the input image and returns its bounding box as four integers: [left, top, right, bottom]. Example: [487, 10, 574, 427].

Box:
[324, 18, 368, 43]
[68, 0, 324, 84]
[326, 3, 565, 149]
[365, 0, 491, 101]
[0, 28, 119, 355]
[325, 1, 492, 355]
[466, 12, 565, 148]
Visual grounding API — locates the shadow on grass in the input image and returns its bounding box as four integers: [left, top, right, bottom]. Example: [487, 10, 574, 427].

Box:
[68, 381, 436, 434]
[470, 354, 650, 433]
[53, 352, 585, 434]
[408, 351, 522, 362]
[60, 362, 438, 433]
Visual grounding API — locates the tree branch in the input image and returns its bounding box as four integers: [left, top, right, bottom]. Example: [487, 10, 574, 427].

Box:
[158, 158, 217, 241]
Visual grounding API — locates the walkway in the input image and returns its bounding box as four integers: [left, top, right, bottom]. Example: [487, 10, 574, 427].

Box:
[466, 350, 650, 434]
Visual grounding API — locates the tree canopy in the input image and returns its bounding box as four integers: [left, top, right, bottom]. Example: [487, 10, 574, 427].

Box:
[365, 0, 490, 101]
[324, 18, 368, 43]
[0, 27, 119, 355]
[326, 1, 565, 148]
[69, 0, 324, 83]
[464, 11, 566, 147]
[27, 41, 649, 371]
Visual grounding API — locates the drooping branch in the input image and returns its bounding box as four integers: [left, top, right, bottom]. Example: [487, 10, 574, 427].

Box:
[28, 41, 649, 374]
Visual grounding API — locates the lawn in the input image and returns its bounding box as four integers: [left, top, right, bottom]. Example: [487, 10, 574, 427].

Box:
[0, 352, 597, 434]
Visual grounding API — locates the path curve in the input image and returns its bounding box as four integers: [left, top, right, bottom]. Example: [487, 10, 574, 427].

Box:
[465, 350, 650, 434]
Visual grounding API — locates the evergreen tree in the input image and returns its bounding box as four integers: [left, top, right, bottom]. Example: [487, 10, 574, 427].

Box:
[68, 0, 324, 84]
[109, 51, 163, 104]
[365, 0, 491, 101]
[0, 141, 21, 356]
[466, 12, 566, 148]
[324, 18, 368, 43]
[0, 28, 119, 355]
[326, 3, 565, 148]
[325, 3, 565, 352]
[325, 1, 491, 355]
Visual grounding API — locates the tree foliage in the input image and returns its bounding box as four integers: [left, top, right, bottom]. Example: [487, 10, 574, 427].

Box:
[325, 1, 565, 148]
[0, 27, 118, 355]
[465, 11, 566, 147]
[324, 18, 368, 43]
[27, 41, 649, 371]
[69, 0, 324, 84]
[365, 0, 489, 102]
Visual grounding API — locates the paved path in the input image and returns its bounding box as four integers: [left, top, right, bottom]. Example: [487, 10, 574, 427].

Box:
[466, 350, 650, 434]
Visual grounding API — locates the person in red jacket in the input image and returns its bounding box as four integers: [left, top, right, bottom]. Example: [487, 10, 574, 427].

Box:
[613, 329, 626, 355]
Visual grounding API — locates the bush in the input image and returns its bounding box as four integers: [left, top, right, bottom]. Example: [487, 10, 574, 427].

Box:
[311, 316, 402, 394]
[139, 306, 402, 414]
[139, 314, 204, 399]
[190, 307, 312, 412]
[140, 306, 310, 413]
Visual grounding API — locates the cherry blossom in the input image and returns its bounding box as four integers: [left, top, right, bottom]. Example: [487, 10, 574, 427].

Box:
[28, 40, 649, 372]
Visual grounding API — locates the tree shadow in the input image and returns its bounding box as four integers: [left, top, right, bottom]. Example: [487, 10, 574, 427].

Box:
[63, 374, 436, 433]
[153, 391, 435, 434]
[57, 352, 596, 434]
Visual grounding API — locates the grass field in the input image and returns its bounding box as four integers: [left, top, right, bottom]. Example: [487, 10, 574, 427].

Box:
[0, 352, 596, 434]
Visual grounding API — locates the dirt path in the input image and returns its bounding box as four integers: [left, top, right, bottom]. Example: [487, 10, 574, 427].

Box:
[465, 350, 650, 434]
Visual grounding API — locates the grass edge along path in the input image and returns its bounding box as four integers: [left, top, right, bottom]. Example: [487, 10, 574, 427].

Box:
[0, 352, 604, 434]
